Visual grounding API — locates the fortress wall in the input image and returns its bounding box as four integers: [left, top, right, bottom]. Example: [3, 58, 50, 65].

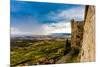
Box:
[71, 19, 84, 50]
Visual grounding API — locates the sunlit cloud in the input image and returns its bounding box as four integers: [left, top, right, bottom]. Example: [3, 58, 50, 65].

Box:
[42, 21, 71, 35]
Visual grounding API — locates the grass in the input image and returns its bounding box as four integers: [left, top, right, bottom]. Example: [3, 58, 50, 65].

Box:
[11, 37, 81, 66]
[11, 39, 69, 66]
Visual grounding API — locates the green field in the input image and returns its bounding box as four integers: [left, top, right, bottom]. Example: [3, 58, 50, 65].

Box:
[11, 38, 72, 66]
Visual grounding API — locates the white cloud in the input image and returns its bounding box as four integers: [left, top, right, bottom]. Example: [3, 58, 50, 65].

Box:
[42, 6, 85, 35]
[11, 27, 20, 34]
[41, 6, 85, 35]
[48, 6, 85, 21]
[42, 21, 71, 35]
[11, 4, 84, 35]
[11, 27, 33, 35]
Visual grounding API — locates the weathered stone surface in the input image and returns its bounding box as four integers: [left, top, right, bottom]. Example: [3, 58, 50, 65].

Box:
[71, 5, 95, 62]
[71, 19, 84, 50]
[80, 5, 95, 62]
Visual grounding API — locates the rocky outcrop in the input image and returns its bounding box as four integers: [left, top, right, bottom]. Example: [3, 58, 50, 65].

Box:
[71, 5, 95, 62]
[80, 5, 95, 62]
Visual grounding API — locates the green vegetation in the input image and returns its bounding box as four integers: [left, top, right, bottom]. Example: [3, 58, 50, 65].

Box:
[11, 38, 71, 66]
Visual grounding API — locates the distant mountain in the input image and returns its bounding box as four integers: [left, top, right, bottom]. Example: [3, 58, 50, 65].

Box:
[11, 33, 71, 39]
[50, 33, 71, 38]
[51, 33, 71, 36]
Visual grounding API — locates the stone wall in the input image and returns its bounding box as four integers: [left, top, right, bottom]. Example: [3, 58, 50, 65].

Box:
[80, 5, 95, 62]
[71, 19, 84, 50]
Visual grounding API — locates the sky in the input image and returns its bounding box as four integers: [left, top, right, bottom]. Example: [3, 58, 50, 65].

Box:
[11, 0, 85, 36]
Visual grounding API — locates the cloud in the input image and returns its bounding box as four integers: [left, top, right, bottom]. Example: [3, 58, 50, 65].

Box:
[11, 2, 84, 36]
[47, 6, 85, 22]
[11, 27, 33, 35]
[11, 26, 48, 35]
[42, 21, 71, 35]
[41, 6, 85, 35]
[11, 27, 20, 34]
